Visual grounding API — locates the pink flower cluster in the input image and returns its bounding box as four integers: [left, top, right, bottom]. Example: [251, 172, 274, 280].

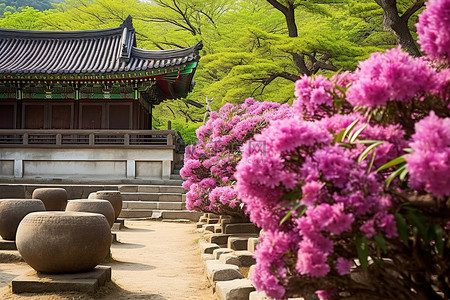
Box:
[235, 117, 399, 298]
[406, 111, 450, 198]
[180, 98, 293, 214]
[417, 0, 450, 63]
[346, 47, 439, 108]
[293, 75, 334, 117]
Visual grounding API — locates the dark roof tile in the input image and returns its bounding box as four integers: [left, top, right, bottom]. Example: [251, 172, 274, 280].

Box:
[0, 17, 202, 76]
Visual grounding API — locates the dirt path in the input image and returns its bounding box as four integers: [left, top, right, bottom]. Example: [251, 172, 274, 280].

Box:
[0, 220, 214, 300]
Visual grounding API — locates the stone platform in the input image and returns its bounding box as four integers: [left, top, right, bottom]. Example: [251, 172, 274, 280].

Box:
[0, 238, 17, 250]
[12, 265, 111, 294]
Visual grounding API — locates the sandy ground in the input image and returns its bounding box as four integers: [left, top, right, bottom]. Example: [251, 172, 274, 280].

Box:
[0, 220, 214, 300]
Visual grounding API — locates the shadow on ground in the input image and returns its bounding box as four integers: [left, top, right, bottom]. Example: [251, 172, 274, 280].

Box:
[0, 281, 167, 300]
[107, 260, 156, 271]
[111, 242, 146, 249]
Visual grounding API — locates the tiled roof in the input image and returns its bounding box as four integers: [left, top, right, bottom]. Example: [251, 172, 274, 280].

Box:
[0, 16, 202, 76]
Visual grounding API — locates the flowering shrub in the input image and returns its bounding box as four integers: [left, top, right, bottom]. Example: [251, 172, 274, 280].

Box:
[180, 98, 292, 217]
[232, 1, 450, 299]
[182, 1, 449, 299]
[417, 0, 450, 63]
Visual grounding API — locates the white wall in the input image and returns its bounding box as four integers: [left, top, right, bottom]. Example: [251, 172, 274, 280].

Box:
[0, 147, 174, 180]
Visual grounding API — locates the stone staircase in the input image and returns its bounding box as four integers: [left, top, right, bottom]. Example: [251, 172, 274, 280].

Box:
[118, 181, 201, 221]
[0, 179, 202, 222]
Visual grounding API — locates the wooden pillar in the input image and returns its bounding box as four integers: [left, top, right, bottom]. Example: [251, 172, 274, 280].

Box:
[149, 104, 153, 130]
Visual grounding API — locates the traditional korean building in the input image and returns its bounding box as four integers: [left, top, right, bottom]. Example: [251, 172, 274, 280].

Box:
[0, 17, 201, 182]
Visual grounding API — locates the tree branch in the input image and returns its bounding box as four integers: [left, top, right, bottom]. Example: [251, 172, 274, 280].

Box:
[401, 1, 425, 21]
[266, 0, 288, 15]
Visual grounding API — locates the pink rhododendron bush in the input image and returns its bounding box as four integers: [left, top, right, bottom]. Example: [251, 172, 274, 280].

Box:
[182, 1, 449, 299]
[180, 98, 292, 217]
[233, 1, 450, 298]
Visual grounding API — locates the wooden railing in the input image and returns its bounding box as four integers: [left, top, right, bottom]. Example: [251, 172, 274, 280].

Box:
[0, 129, 177, 148]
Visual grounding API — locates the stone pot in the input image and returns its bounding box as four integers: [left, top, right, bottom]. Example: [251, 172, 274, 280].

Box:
[0, 199, 46, 240]
[32, 188, 68, 211]
[89, 191, 122, 219]
[66, 199, 115, 228]
[16, 211, 111, 274]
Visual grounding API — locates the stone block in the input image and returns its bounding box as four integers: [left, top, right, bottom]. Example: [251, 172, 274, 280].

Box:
[160, 186, 185, 193]
[112, 219, 125, 231]
[247, 265, 256, 279]
[0, 250, 23, 263]
[219, 253, 240, 266]
[0, 185, 26, 198]
[12, 265, 111, 294]
[205, 260, 243, 283]
[159, 202, 183, 210]
[224, 223, 260, 234]
[138, 193, 159, 201]
[228, 236, 251, 251]
[235, 251, 256, 267]
[159, 193, 182, 202]
[247, 237, 260, 253]
[213, 248, 234, 260]
[161, 211, 202, 221]
[201, 253, 215, 261]
[199, 240, 220, 254]
[196, 222, 205, 229]
[249, 291, 273, 300]
[214, 224, 223, 233]
[137, 186, 159, 193]
[203, 224, 215, 232]
[120, 193, 139, 201]
[207, 218, 220, 224]
[199, 216, 208, 223]
[205, 233, 231, 246]
[0, 238, 17, 250]
[118, 209, 152, 218]
[216, 279, 255, 300]
[118, 185, 138, 193]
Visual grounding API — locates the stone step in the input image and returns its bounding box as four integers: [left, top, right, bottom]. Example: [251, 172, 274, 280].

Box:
[123, 201, 185, 210]
[118, 185, 186, 193]
[121, 192, 183, 202]
[160, 210, 203, 222]
[118, 209, 153, 218]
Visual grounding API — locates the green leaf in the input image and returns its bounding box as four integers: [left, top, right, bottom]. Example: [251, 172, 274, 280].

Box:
[403, 148, 414, 153]
[405, 209, 429, 243]
[342, 119, 359, 142]
[395, 213, 409, 245]
[280, 190, 303, 202]
[386, 164, 406, 187]
[399, 167, 409, 181]
[356, 140, 383, 145]
[279, 203, 304, 225]
[355, 234, 369, 271]
[297, 204, 307, 218]
[374, 234, 387, 254]
[358, 141, 384, 163]
[366, 148, 376, 174]
[349, 124, 368, 143]
[376, 155, 406, 172]
[280, 209, 294, 225]
[333, 128, 346, 144]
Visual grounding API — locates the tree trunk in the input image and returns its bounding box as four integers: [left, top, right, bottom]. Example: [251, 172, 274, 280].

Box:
[375, 0, 423, 57]
[266, 0, 311, 75]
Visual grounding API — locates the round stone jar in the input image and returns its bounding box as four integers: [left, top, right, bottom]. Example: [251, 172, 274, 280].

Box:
[0, 199, 46, 240]
[16, 211, 112, 273]
[89, 191, 122, 219]
[32, 188, 68, 211]
[66, 199, 115, 228]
